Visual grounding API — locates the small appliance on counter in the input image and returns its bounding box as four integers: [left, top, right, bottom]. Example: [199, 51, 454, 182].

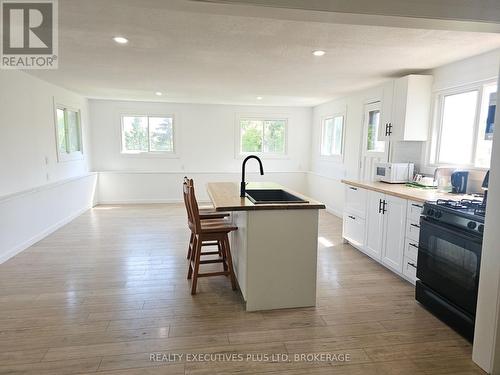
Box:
[451, 171, 469, 194]
[374, 162, 414, 184]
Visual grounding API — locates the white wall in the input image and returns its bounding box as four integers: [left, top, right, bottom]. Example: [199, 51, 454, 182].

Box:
[473, 66, 500, 374]
[89, 100, 312, 202]
[0, 70, 96, 263]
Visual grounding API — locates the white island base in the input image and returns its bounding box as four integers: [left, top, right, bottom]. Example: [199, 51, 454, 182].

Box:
[230, 209, 319, 311]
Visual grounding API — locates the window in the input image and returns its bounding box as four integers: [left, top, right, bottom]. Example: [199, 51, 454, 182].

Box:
[431, 81, 496, 168]
[320, 115, 344, 157]
[365, 108, 384, 153]
[55, 104, 83, 161]
[239, 117, 286, 155]
[121, 115, 174, 154]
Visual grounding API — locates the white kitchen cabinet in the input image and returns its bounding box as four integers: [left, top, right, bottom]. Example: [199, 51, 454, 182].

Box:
[378, 74, 433, 142]
[382, 195, 407, 273]
[364, 190, 385, 261]
[402, 257, 418, 283]
[344, 185, 367, 218]
[342, 213, 365, 249]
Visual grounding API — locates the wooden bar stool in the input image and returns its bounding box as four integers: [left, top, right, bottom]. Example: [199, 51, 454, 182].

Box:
[185, 179, 238, 295]
[182, 177, 229, 259]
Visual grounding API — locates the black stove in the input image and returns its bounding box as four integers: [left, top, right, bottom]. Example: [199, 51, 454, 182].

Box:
[423, 198, 485, 236]
[417, 197, 486, 342]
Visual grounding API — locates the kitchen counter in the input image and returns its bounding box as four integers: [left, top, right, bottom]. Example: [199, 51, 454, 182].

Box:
[207, 182, 325, 211]
[341, 179, 480, 203]
[207, 181, 324, 311]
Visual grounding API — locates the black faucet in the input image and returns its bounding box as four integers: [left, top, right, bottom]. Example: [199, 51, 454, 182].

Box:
[240, 155, 264, 197]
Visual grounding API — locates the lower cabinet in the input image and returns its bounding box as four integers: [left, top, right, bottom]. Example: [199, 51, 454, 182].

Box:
[364, 191, 385, 260]
[381, 194, 407, 273]
[342, 213, 365, 249]
[343, 184, 417, 284]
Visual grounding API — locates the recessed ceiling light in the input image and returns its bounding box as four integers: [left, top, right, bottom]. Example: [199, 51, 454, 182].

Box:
[256, 96, 263, 100]
[155, 92, 163, 96]
[113, 36, 128, 44]
[312, 50, 326, 56]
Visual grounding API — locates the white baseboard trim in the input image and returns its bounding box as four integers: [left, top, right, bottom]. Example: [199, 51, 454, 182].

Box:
[0, 205, 92, 265]
[97, 199, 183, 205]
[325, 205, 343, 218]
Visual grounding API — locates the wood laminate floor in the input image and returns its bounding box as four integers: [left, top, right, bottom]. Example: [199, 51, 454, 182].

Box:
[0, 205, 484, 374]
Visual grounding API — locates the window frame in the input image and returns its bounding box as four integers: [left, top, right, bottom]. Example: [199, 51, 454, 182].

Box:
[427, 79, 497, 170]
[53, 101, 83, 163]
[319, 113, 346, 161]
[235, 114, 289, 159]
[119, 113, 178, 158]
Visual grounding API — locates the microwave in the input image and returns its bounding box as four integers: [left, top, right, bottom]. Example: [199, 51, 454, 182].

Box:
[375, 162, 414, 183]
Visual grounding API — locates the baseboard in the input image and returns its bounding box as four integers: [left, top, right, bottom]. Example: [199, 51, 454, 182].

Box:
[97, 199, 183, 205]
[0, 205, 91, 265]
[325, 205, 343, 218]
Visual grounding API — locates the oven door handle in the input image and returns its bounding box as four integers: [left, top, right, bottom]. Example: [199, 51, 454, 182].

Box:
[420, 217, 483, 245]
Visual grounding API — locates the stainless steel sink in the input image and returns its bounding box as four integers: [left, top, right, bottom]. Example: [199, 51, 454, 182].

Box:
[245, 189, 308, 204]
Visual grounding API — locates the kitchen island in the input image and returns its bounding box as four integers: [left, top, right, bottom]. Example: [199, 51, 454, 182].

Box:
[207, 182, 325, 311]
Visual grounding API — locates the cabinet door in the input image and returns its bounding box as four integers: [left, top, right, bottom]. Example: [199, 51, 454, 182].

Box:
[343, 214, 365, 249]
[364, 191, 385, 260]
[382, 195, 407, 273]
[345, 185, 367, 218]
[378, 80, 394, 141]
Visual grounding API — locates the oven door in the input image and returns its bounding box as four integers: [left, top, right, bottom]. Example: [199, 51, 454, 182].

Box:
[417, 217, 482, 316]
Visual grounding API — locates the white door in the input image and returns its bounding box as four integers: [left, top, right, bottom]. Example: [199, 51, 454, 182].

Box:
[364, 190, 385, 261]
[382, 195, 407, 273]
[378, 80, 394, 141]
[360, 101, 389, 181]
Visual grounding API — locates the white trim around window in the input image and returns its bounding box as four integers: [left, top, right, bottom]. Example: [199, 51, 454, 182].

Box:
[319, 113, 345, 162]
[119, 113, 179, 158]
[425, 79, 497, 171]
[53, 99, 84, 163]
[234, 113, 289, 159]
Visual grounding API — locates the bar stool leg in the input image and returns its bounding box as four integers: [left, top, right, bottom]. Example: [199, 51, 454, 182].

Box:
[223, 235, 237, 290]
[191, 236, 202, 295]
[187, 232, 194, 259]
[187, 235, 197, 280]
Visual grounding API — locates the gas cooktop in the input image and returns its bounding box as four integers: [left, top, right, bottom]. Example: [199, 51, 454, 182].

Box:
[423, 198, 486, 236]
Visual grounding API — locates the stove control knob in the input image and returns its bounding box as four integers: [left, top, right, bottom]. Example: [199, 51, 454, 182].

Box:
[478, 224, 484, 234]
[435, 211, 442, 218]
[427, 208, 434, 216]
[467, 221, 477, 230]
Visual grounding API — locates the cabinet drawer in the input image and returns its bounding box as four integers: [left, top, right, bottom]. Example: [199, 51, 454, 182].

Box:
[402, 256, 418, 284]
[345, 185, 367, 218]
[405, 239, 419, 262]
[407, 201, 424, 223]
[343, 213, 366, 249]
[406, 222, 420, 242]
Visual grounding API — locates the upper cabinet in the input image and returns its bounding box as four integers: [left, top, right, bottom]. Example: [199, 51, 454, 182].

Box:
[378, 74, 433, 142]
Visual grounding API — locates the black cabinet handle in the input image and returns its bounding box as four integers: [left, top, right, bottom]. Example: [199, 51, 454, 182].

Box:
[378, 199, 383, 213]
[387, 123, 393, 136]
[348, 215, 356, 220]
[412, 203, 423, 209]
[384, 123, 389, 136]
[349, 187, 358, 191]
[410, 223, 420, 229]
[408, 262, 417, 269]
[409, 243, 418, 249]
[382, 200, 387, 214]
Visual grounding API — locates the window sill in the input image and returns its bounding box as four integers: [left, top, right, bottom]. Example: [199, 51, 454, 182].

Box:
[120, 152, 180, 159]
[319, 155, 343, 163]
[58, 152, 84, 163]
[235, 153, 290, 160]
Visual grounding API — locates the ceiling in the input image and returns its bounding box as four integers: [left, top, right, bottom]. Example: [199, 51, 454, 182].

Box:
[28, 0, 500, 106]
